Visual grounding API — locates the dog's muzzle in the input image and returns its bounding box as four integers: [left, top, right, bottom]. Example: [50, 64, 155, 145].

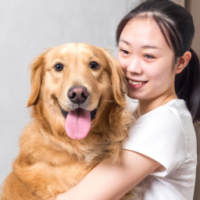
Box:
[56, 87, 99, 121]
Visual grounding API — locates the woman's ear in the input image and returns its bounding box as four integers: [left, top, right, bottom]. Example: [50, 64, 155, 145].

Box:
[27, 50, 51, 107]
[101, 49, 127, 106]
[175, 51, 192, 74]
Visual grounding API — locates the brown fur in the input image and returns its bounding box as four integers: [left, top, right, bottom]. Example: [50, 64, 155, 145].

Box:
[0, 43, 135, 200]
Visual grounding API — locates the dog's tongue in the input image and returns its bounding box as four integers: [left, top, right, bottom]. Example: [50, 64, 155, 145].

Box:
[65, 108, 91, 140]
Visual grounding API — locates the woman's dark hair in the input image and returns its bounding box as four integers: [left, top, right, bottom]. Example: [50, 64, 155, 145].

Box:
[116, 0, 200, 122]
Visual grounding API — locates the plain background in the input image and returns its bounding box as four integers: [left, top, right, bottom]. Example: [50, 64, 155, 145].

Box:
[0, 0, 141, 185]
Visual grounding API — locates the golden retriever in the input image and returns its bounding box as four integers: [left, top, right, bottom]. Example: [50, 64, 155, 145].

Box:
[0, 43, 135, 200]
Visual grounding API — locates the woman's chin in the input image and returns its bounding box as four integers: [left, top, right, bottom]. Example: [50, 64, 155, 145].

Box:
[127, 92, 144, 100]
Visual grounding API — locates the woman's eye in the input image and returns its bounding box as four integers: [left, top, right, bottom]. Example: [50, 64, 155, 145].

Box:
[89, 61, 99, 70]
[54, 63, 64, 71]
[144, 54, 154, 59]
[121, 49, 129, 54]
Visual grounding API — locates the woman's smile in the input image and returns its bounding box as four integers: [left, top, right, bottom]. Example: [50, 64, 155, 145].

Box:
[127, 78, 148, 89]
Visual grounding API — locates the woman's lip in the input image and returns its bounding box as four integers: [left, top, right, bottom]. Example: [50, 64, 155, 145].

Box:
[127, 78, 148, 82]
[127, 79, 148, 89]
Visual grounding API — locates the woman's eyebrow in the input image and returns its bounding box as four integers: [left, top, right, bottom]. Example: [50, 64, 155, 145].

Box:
[142, 45, 161, 50]
[119, 39, 130, 46]
[119, 40, 162, 50]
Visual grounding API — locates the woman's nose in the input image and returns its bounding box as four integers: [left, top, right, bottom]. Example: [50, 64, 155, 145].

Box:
[127, 58, 142, 74]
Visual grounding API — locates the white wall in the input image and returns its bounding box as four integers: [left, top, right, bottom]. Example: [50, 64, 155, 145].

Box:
[0, 0, 141, 185]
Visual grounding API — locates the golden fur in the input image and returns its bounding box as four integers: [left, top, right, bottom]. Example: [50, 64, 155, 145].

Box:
[0, 43, 135, 200]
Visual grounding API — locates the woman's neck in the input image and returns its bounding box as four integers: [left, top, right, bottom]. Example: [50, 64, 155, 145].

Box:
[138, 93, 178, 116]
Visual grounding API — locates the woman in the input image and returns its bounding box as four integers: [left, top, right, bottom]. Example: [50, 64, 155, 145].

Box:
[57, 0, 200, 199]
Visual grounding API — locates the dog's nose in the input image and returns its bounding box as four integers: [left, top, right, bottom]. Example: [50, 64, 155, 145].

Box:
[67, 86, 89, 104]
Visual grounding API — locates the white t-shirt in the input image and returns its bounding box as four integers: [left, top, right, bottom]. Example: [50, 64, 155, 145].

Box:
[123, 99, 197, 200]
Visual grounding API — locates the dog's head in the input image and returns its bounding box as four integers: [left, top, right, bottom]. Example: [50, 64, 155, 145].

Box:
[27, 43, 127, 141]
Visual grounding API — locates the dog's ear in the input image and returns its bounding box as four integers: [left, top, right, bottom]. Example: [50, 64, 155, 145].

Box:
[27, 50, 50, 107]
[102, 49, 127, 106]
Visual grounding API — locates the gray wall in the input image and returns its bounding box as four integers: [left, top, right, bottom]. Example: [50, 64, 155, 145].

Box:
[0, 0, 140, 185]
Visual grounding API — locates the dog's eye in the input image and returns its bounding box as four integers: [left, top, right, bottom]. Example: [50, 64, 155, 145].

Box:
[89, 61, 99, 70]
[54, 63, 64, 71]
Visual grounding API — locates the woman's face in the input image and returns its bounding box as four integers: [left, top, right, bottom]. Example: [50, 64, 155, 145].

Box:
[118, 18, 177, 101]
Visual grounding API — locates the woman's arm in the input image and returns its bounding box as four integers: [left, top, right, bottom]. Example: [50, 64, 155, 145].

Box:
[56, 149, 161, 200]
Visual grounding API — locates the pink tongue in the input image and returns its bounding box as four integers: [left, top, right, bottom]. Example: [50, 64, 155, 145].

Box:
[65, 108, 91, 140]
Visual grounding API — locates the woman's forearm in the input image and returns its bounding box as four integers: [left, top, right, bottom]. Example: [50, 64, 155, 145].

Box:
[56, 150, 160, 200]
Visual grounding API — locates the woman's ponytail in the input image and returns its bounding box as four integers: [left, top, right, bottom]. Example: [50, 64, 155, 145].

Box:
[175, 49, 200, 122]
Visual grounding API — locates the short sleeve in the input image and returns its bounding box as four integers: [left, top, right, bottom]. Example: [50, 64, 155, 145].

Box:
[123, 107, 186, 177]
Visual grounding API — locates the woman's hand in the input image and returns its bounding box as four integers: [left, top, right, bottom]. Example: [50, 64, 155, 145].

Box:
[56, 149, 161, 200]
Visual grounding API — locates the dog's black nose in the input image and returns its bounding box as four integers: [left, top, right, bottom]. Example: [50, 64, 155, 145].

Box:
[67, 86, 89, 104]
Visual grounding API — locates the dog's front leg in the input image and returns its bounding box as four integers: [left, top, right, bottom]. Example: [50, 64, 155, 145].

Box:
[13, 162, 69, 200]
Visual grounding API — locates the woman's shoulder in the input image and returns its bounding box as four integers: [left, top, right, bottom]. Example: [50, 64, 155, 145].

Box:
[124, 99, 196, 175]
[126, 99, 195, 143]
[126, 99, 195, 151]
[137, 99, 193, 129]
